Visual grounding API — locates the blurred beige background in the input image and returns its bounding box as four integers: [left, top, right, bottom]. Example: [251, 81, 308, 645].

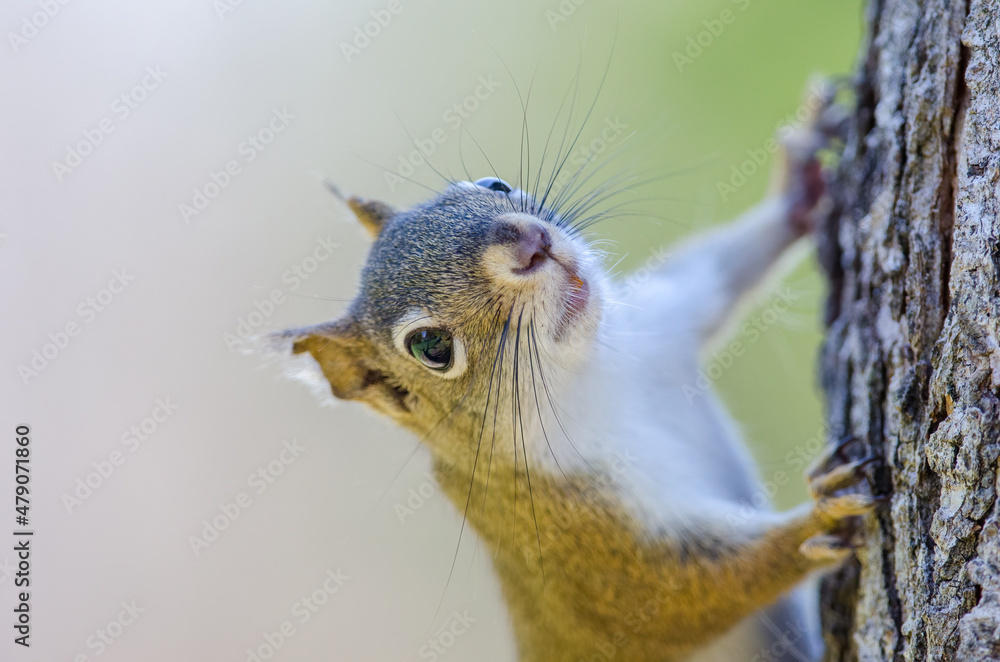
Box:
[1, 1, 862, 660]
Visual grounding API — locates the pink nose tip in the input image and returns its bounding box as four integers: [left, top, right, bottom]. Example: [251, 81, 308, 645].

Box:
[514, 224, 552, 273]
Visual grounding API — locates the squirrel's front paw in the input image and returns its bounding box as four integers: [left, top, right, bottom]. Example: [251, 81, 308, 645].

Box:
[799, 436, 878, 562]
[777, 78, 848, 236]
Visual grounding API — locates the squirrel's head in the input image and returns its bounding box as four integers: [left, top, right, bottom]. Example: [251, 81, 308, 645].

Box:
[275, 178, 605, 442]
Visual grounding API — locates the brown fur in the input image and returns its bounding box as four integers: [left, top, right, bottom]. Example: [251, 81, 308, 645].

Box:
[429, 442, 849, 662]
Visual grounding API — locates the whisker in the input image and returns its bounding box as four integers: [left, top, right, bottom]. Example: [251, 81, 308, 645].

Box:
[510, 307, 521, 555]
[473, 34, 538, 214]
[391, 108, 455, 189]
[457, 131, 474, 184]
[526, 320, 568, 481]
[432, 304, 508, 624]
[512, 308, 545, 584]
[459, 125, 518, 215]
[530, 68, 578, 212]
[527, 316, 597, 473]
[482, 306, 514, 541]
[562, 163, 721, 234]
[526, 317, 642, 565]
[544, 129, 640, 222]
[336, 334, 487, 578]
[281, 291, 353, 304]
[536, 58, 586, 217]
[349, 151, 441, 196]
[537, 31, 618, 220]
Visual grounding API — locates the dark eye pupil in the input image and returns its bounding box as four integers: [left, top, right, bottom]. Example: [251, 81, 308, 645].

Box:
[474, 177, 512, 193]
[408, 329, 453, 370]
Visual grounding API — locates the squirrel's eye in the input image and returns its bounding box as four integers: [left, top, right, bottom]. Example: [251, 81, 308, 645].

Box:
[407, 329, 453, 370]
[474, 177, 512, 193]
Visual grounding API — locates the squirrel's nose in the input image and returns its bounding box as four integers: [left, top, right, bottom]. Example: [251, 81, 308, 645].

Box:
[514, 224, 552, 274]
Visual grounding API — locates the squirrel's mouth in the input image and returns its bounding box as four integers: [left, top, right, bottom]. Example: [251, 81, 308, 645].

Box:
[565, 272, 590, 318]
[553, 261, 590, 339]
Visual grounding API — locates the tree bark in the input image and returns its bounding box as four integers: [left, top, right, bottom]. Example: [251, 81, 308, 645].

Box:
[817, 0, 1000, 660]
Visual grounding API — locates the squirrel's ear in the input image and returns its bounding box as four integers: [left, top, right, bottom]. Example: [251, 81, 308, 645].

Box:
[321, 180, 394, 238]
[275, 321, 375, 402]
[347, 198, 396, 238]
[347, 197, 395, 238]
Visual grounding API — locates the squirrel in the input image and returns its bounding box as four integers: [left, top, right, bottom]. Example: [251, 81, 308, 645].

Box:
[269, 83, 876, 662]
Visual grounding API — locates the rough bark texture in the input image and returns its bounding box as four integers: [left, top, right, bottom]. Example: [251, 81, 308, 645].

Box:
[817, 0, 1000, 660]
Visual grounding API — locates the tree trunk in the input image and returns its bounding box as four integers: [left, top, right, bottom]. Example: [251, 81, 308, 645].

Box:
[816, 0, 1000, 660]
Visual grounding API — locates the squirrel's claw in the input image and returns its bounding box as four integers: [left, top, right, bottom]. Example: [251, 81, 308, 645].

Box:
[802, 437, 881, 556]
[808, 456, 881, 498]
[777, 78, 849, 236]
[815, 493, 877, 521]
[805, 433, 863, 481]
[799, 522, 863, 561]
[800, 532, 861, 562]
